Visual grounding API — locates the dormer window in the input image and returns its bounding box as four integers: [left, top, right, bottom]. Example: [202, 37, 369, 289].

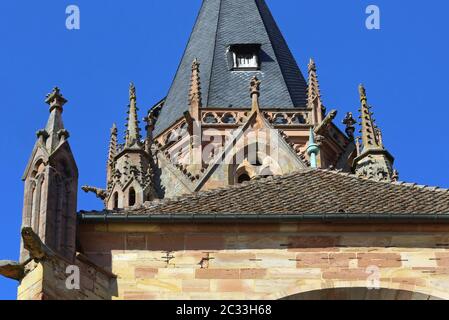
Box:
[228, 44, 261, 71]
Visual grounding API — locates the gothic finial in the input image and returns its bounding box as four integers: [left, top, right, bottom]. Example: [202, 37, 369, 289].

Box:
[307, 58, 324, 124]
[250, 76, 261, 112]
[129, 82, 136, 101]
[308, 58, 316, 72]
[111, 122, 117, 135]
[45, 86, 67, 112]
[359, 84, 367, 102]
[189, 58, 202, 120]
[125, 83, 142, 148]
[43, 87, 69, 152]
[250, 76, 261, 96]
[343, 112, 357, 140]
[392, 169, 400, 182]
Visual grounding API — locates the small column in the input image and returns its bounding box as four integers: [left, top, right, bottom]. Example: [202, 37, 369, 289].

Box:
[307, 127, 320, 168]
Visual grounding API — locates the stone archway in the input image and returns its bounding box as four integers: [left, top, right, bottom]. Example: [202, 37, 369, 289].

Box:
[281, 288, 443, 300]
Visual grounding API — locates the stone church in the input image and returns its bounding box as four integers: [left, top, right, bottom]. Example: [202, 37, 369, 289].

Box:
[2, 0, 449, 300]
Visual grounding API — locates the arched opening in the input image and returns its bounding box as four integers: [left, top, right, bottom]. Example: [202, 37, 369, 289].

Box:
[281, 288, 442, 301]
[128, 188, 136, 207]
[237, 173, 251, 184]
[113, 192, 119, 209]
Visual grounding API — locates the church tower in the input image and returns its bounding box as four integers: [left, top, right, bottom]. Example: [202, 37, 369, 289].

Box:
[82, 0, 397, 206]
[20, 87, 78, 262]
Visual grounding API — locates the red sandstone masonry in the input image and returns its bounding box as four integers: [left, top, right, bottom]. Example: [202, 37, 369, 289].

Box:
[358, 253, 402, 268]
[329, 253, 357, 267]
[297, 253, 330, 268]
[135, 267, 159, 279]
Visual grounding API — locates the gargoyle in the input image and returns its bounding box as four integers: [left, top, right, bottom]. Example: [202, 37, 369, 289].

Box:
[315, 109, 338, 134]
[81, 185, 108, 200]
[22, 227, 54, 261]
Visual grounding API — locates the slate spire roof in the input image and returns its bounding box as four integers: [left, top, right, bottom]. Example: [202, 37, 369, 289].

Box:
[154, 0, 308, 136]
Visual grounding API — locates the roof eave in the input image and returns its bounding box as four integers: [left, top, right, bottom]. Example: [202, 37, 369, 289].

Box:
[79, 213, 449, 224]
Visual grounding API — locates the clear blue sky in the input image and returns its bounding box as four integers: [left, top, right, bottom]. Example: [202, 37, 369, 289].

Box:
[0, 0, 448, 299]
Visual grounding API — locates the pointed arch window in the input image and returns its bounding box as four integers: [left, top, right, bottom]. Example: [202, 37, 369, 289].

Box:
[129, 188, 136, 207]
[113, 192, 119, 209]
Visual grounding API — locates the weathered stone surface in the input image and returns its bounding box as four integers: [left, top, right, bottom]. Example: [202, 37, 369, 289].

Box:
[72, 223, 449, 300]
[0, 260, 24, 281]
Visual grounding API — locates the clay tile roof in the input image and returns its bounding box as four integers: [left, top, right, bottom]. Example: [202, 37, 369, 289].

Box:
[80, 169, 449, 217]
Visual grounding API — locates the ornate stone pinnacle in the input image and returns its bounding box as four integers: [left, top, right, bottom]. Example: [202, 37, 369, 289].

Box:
[192, 58, 200, 71]
[392, 169, 400, 182]
[129, 82, 136, 101]
[250, 76, 261, 96]
[359, 84, 367, 102]
[308, 58, 316, 72]
[111, 123, 118, 135]
[45, 86, 67, 110]
[189, 58, 202, 114]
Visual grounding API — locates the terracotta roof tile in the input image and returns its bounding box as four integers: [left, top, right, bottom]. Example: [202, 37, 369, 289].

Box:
[80, 169, 449, 216]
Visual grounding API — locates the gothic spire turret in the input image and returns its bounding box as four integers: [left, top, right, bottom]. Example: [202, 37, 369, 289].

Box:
[189, 59, 202, 121]
[358, 84, 382, 150]
[308, 58, 324, 124]
[125, 83, 142, 148]
[353, 85, 395, 182]
[21, 87, 78, 262]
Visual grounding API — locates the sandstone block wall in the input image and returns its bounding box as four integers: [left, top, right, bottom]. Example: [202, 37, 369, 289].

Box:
[76, 223, 449, 300]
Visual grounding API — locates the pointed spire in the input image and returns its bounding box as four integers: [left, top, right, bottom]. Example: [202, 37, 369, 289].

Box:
[106, 123, 118, 187]
[307, 127, 320, 168]
[250, 76, 261, 112]
[189, 58, 202, 120]
[125, 83, 142, 148]
[358, 84, 382, 151]
[308, 58, 324, 124]
[353, 84, 396, 182]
